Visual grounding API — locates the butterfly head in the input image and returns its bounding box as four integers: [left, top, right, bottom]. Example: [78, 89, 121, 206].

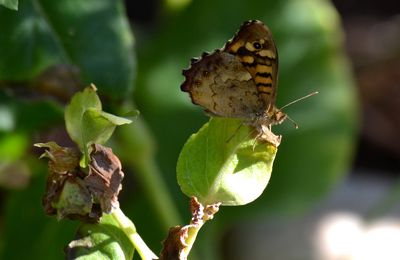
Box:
[266, 106, 287, 126]
[271, 110, 287, 125]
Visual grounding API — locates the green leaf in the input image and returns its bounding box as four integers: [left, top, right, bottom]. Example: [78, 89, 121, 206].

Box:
[66, 213, 134, 260]
[65, 86, 102, 149]
[100, 111, 134, 126]
[81, 109, 132, 147]
[65, 86, 132, 166]
[81, 109, 116, 147]
[177, 118, 277, 206]
[0, 0, 63, 80]
[0, 0, 18, 10]
[0, 0, 135, 99]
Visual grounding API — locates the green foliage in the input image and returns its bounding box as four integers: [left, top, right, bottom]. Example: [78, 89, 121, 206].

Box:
[65, 87, 102, 147]
[0, 0, 17, 11]
[81, 109, 132, 146]
[67, 214, 134, 260]
[64, 86, 133, 166]
[0, 0, 135, 98]
[0, 0, 137, 259]
[177, 118, 276, 206]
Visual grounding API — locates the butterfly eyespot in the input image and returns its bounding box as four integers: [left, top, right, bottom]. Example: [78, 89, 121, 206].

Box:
[253, 42, 262, 49]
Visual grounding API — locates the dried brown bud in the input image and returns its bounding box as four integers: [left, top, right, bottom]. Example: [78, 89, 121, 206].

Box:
[160, 226, 189, 260]
[36, 142, 124, 222]
[160, 197, 222, 259]
[36, 142, 82, 216]
[86, 144, 124, 214]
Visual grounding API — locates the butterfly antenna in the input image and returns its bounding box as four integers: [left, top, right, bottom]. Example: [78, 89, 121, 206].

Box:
[279, 91, 319, 111]
[286, 115, 299, 129]
[278, 91, 318, 129]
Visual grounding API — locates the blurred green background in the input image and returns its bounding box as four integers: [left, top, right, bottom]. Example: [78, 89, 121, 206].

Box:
[3, 0, 398, 259]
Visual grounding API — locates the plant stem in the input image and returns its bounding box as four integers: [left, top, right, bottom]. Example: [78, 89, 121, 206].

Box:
[112, 208, 158, 260]
[181, 198, 221, 258]
[182, 223, 204, 257]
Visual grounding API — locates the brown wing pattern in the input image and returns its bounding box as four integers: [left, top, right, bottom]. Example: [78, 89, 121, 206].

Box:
[181, 51, 264, 118]
[224, 20, 279, 108]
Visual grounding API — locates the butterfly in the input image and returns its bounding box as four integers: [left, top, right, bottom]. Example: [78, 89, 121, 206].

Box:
[181, 20, 314, 146]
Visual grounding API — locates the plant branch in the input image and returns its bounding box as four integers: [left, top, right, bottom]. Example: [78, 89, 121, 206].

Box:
[112, 207, 158, 260]
[160, 197, 220, 259]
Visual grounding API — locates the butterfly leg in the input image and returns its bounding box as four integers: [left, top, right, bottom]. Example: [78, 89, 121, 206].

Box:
[226, 123, 243, 143]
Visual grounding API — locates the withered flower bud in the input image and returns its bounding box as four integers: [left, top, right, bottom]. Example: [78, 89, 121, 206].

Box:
[36, 142, 124, 222]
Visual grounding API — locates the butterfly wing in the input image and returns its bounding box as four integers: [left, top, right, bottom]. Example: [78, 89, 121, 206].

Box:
[224, 20, 279, 109]
[181, 50, 264, 118]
